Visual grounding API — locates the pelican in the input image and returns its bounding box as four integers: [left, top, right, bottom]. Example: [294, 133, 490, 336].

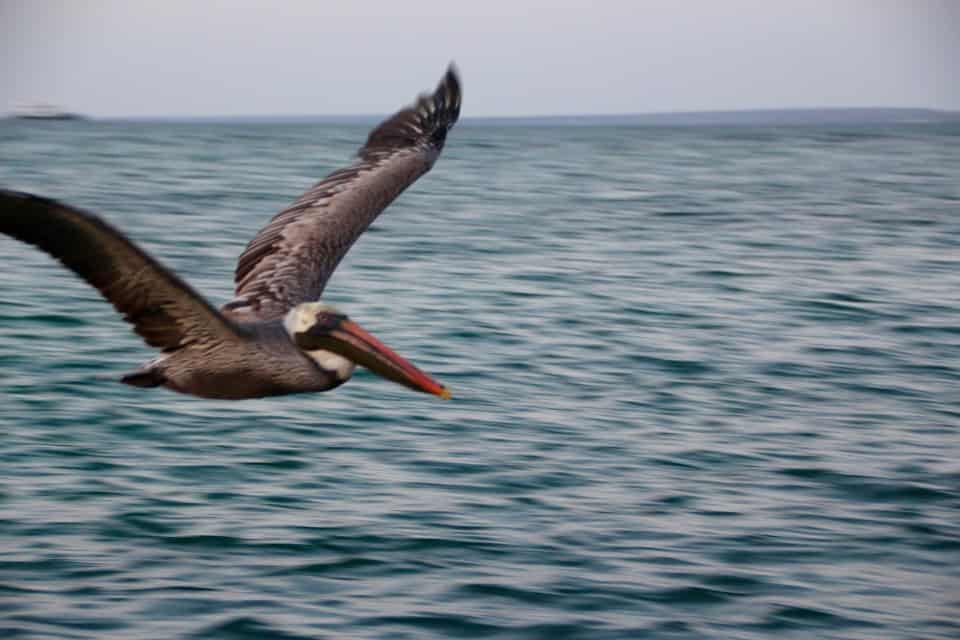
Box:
[0, 66, 461, 400]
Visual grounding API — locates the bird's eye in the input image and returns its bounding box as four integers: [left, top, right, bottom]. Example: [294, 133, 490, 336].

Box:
[313, 311, 344, 331]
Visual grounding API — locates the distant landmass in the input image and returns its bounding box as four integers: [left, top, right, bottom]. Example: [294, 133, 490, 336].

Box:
[468, 108, 960, 127]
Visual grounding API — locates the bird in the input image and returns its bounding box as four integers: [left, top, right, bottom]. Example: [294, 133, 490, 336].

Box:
[0, 65, 461, 400]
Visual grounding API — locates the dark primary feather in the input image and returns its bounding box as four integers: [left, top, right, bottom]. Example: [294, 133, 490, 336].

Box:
[223, 65, 462, 322]
[0, 190, 242, 352]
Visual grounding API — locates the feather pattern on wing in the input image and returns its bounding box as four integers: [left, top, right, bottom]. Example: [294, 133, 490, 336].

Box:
[0, 190, 243, 352]
[222, 65, 461, 321]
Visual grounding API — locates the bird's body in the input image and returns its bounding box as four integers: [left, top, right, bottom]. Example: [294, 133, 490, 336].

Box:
[0, 66, 461, 400]
[124, 322, 340, 400]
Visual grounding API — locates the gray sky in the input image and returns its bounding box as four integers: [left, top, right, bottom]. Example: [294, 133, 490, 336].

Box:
[1, 0, 957, 118]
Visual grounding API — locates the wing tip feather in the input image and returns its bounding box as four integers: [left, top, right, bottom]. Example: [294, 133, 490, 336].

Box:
[1, 188, 61, 213]
[363, 63, 462, 155]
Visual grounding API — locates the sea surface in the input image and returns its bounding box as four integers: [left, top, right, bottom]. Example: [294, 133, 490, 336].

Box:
[0, 119, 958, 639]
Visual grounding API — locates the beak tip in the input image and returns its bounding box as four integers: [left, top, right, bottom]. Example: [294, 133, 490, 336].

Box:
[439, 387, 452, 400]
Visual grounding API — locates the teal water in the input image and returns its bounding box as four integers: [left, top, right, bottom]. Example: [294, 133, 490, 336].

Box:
[1, 120, 958, 639]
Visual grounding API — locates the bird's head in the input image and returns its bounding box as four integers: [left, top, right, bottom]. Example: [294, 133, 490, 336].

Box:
[284, 302, 451, 399]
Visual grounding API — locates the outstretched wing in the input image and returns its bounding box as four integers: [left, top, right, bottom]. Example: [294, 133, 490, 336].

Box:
[0, 190, 243, 352]
[222, 64, 462, 322]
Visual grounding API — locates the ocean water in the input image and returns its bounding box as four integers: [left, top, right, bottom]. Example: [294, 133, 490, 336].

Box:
[0, 119, 958, 639]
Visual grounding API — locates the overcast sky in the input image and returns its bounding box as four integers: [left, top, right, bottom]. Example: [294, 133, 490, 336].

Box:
[1, 0, 956, 118]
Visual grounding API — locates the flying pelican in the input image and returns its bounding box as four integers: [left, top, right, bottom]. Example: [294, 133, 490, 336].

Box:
[0, 66, 461, 400]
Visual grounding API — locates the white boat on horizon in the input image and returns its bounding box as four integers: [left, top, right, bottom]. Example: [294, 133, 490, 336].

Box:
[10, 102, 85, 120]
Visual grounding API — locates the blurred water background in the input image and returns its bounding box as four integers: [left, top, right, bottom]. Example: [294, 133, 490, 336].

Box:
[0, 119, 958, 639]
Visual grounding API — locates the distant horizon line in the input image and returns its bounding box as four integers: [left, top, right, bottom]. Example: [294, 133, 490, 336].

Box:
[4, 106, 959, 126]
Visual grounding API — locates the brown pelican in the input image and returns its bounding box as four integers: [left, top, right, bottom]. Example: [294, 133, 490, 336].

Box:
[0, 66, 461, 400]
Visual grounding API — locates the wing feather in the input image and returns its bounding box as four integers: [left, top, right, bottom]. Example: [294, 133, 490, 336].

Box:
[0, 190, 243, 352]
[223, 65, 462, 321]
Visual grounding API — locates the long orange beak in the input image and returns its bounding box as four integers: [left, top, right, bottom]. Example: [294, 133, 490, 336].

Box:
[311, 318, 451, 399]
